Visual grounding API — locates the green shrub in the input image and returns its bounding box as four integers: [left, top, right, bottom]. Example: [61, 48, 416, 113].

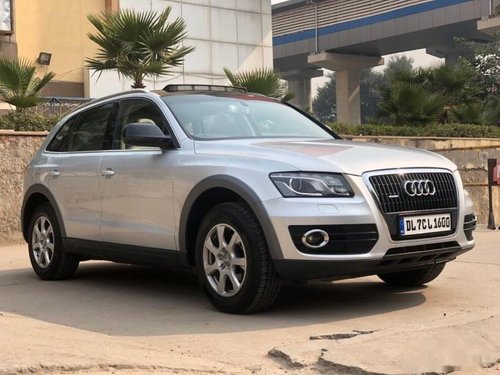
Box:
[0, 112, 61, 131]
[329, 123, 500, 138]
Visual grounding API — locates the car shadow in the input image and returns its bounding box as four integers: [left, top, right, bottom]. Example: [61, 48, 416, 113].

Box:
[0, 261, 427, 336]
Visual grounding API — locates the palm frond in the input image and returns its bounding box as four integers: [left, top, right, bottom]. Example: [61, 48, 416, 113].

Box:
[0, 57, 54, 111]
[450, 102, 483, 124]
[223, 67, 294, 100]
[378, 81, 444, 125]
[86, 7, 194, 88]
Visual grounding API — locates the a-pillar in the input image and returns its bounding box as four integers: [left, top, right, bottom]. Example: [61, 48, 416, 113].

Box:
[308, 52, 383, 125]
[280, 69, 323, 111]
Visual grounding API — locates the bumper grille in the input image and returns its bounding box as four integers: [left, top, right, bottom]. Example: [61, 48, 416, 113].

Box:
[288, 224, 378, 255]
[369, 172, 458, 214]
[463, 214, 476, 241]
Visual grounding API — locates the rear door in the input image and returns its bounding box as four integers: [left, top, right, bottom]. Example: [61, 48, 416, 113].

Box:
[42, 103, 116, 240]
[99, 98, 177, 250]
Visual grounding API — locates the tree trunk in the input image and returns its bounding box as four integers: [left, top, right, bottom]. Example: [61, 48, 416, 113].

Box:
[132, 72, 145, 89]
[131, 82, 146, 89]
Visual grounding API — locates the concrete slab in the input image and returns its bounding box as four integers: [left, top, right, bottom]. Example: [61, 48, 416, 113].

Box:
[0, 229, 499, 374]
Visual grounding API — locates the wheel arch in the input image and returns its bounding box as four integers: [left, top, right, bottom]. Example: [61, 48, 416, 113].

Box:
[179, 175, 283, 265]
[22, 184, 66, 242]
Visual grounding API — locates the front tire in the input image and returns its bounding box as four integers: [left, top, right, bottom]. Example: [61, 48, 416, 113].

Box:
[195, 202, 281, 314]
[378, 263, 445, 287]
[28, 203, 79, 280]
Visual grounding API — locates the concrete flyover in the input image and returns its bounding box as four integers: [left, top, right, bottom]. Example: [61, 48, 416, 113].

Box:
[273, 0, 500, 123]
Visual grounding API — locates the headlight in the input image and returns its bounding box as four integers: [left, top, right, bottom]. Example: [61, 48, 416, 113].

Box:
[270, 172, 354, 198]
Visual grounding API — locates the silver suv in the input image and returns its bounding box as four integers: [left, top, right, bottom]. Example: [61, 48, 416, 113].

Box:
[22, 85, 476, 313]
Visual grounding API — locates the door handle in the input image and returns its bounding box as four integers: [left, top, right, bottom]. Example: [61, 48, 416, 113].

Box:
[48, 169, 60, 177]
[101, 168, 115, 177]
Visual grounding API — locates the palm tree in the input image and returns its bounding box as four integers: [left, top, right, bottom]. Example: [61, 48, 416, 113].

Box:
[482, 95, 500, 125]
[0, 57, 55, 112]
[450, 102, 484, 124]
[86, 8, 194, 89]
[223, 67, 294, 101]
[429, 63, 477, 102]
[378, 81, 445, 125]
[451, 95, 500, 125]
[378, 62, 481, 124]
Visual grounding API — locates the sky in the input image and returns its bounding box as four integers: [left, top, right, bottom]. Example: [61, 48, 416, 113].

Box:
[270, 0, 444, 96]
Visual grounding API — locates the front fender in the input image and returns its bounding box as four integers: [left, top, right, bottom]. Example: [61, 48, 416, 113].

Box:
[178, 175, 284, 260]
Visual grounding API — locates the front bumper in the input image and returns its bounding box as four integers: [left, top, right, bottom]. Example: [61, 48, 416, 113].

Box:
[258, 172, 476, 281]
[274, 241, 473, 281]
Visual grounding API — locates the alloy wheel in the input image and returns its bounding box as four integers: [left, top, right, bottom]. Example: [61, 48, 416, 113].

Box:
[31, 216, 55, 269]
[203, 223, 247, 297]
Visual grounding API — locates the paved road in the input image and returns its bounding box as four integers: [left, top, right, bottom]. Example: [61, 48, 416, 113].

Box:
[0, 229, 499, 375]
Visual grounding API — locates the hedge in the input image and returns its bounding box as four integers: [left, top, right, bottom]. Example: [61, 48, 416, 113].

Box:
[0, 112, 61, 132]
[329, 123, 500, 138]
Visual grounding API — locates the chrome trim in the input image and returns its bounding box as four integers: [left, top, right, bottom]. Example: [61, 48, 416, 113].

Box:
[402, 179, 436, 197]
[302, 229, 329, 249]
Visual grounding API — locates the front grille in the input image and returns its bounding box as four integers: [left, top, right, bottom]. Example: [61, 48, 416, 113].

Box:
[369, 172, 458, 214]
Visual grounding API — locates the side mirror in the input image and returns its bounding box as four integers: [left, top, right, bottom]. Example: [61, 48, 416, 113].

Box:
[122, 123, 172, 149]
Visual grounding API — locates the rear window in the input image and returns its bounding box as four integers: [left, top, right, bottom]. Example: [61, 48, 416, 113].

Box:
[162, 94, 334, 140]
[47, 103, 115, 152]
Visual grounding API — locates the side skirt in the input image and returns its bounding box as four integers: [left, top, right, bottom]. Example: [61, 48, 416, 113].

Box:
[63, 238, 190, 268]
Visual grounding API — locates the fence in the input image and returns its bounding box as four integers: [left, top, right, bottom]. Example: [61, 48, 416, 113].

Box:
[28, 96, 91, 117]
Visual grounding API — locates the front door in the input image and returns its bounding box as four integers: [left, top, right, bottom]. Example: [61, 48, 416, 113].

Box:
[99, 99, 177, 250]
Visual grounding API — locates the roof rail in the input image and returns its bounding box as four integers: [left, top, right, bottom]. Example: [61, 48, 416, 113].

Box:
[162, 84, 247, 93]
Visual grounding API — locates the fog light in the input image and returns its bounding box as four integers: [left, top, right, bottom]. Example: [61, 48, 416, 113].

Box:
[302, 229, 329, 249]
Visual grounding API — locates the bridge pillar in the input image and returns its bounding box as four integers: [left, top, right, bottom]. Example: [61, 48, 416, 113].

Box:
[336, 70, 361, 125]
[280, 69, 323, 111]
[308, 52, 383, 124]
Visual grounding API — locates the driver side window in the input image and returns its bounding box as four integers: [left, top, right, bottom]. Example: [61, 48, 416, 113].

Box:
[113, 99, 168, 149]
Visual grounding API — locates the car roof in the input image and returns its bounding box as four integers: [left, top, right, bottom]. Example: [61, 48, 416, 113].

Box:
[153, 85, 277, 100]
[70, 85, 278, 115]
[162, 84, 247, 94]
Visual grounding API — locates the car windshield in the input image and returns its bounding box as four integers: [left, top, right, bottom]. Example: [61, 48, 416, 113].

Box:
[162, 94, 336, 140]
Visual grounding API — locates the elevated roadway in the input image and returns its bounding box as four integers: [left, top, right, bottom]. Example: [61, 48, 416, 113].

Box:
[272, 0, 500, 123]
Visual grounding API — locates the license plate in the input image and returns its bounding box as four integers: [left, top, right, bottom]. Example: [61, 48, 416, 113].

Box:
[399, 213, 451, 236]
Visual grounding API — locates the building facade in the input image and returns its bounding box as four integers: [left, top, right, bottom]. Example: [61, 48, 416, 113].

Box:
[89, 0, 273, 98]
[14, 0, 113, 97]
[5, 0, 272, 98]
[0, 0, 15, 59]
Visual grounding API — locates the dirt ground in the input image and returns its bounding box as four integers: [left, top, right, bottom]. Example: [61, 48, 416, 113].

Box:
[1, 228, 499, 375]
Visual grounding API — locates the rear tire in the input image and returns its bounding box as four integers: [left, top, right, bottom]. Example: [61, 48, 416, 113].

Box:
[195, 202, 281, 314]
[28, 203, 79, 280]
[378, 263, 445, 287]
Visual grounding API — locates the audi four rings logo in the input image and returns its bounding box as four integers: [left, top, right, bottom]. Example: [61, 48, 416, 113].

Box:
[403, 180, 436, 196]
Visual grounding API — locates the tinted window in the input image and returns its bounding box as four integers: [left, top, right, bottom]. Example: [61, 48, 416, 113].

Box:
[113, 99, 168, 149]
[162, 94, 334, 140]
[47, 103, 115, 152]
[46, 117, 76, 152]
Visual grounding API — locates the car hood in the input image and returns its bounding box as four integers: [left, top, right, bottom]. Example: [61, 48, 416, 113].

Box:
[194, 138, 456, 176]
